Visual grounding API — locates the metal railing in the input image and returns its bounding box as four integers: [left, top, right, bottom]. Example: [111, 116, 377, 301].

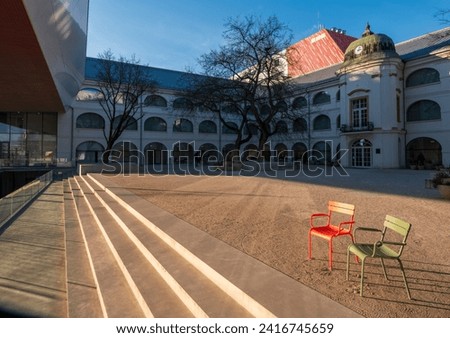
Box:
[340, 122, 374, 133]
[0, 170, 53, 227]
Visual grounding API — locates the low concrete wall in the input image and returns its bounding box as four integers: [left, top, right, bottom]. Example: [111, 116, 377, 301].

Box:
[78, 163, 141, 175]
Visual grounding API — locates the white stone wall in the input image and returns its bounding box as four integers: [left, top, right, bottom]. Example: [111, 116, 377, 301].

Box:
[67, 47, 450, 169]
[404, 48, 450, 167]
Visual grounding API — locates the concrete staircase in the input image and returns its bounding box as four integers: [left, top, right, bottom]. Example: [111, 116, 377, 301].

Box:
[63, 173, 361, 318]
[64, 175, 256, 318]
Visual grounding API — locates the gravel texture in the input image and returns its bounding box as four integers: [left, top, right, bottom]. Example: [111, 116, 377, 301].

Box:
[107, 167, 450, 318]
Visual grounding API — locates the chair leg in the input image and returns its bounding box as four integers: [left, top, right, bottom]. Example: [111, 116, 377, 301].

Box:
[308, 232, 312, 260]
[360, 258, 366, 297]
[353, 250, 359, 264]
[346, 248, 351, 280]
[328, 239, 333, 270]
[380, 258, 389, 280]
[397, 259, 411, 300]
[348, 234, 359, 263]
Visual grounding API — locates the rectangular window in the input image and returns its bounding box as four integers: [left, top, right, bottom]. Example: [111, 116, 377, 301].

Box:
[396, 95, 401, 123]
[351, 98, 368, 129]
[27, 134, 43, 162]
[27, 112, 43, 134]
[10, 112, 26, 134]
[0, 135, 9, 160]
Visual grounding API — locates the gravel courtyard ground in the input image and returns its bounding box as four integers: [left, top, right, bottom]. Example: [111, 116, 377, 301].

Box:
[106, 167, 450, 318]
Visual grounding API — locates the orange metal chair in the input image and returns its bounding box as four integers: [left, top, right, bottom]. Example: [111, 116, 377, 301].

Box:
[308, 201, 355, 270]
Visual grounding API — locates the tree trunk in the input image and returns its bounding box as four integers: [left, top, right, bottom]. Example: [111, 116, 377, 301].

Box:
[102, 138, 116, 164]
[258, 131, 270, 161]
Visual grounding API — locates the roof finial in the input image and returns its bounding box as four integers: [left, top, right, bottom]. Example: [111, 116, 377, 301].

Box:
[362, 22, 373, 37]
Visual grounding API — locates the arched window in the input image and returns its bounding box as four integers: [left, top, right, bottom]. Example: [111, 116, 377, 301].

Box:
[112, 115, 138, 130]
[336, 115, 341, 129]
[406, 68, 440, 87]
[275, 101, 288, 115]
[293, 118, 307, 132]
[222, 143, 239, 161]
[407, 137, 442, 167]
[242, 144, 258, 160]
[199, 120, 217, 133]
[76, 141, 104, 163]
[144, 117, 167, 132]
[351, 139, 372, 167]
[144, 95, 167, 107]
[199, 143, 219, 163]
[313, 91, 331, 105]
[144, 142, 168, 164]
[173, 118, 193, 132]
[245, 106, 257, 120]
[313, 115, 331, 130]
[173, 142, 194, 163]
[406, 100, 441, 122]
[292, 142, 307, 161]
[312, 141, 331, 164]
[275, 121, 288, 133]
[76, 112, 105, 129]
[274, 143, 288, 161]
[173, 97, 194, 110]
[260, 104, 271, 118]
[111, 141, 139, 163]
[76, 88, 103, 101]
[115, 92, 137, 105]
[222, 121, 238, 134]
[292, 96, 307, 110]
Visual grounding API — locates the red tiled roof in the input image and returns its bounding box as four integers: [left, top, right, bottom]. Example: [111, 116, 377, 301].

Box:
[287, 29, 357, 78]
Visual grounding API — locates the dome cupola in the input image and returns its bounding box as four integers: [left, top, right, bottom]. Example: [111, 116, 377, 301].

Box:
[342, 23, 399, 66]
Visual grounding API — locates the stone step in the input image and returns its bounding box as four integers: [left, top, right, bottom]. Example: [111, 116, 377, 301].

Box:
[63, 179, 103, 318]
[81, 174, 252, 318]
[74, 176, 194, 318]
[68, 178, 145, 318]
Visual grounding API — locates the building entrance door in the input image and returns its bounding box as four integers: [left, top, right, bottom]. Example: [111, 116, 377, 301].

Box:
[352, 139, 372, 167]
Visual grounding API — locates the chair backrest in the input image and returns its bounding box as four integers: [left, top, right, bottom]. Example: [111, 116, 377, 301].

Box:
[328, 201, 355, 218]
[327, 201, 355, 227]
[382, 215, 412, 255]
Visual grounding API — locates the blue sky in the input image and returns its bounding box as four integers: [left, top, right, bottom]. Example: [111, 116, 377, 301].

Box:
[87, 0, 450, 72]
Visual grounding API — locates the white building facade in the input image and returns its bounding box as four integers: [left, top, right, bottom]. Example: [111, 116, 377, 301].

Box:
[72, 25, 450, 169]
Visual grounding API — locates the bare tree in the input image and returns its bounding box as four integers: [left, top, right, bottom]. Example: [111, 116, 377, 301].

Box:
[94, 50, 155, 163]
[188, 16, 298, 159]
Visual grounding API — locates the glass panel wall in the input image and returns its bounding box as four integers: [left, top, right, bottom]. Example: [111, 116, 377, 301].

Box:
[0, 112, 57, 167]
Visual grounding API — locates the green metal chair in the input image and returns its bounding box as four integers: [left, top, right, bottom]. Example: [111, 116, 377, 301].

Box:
[346, 215, 412, 299]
